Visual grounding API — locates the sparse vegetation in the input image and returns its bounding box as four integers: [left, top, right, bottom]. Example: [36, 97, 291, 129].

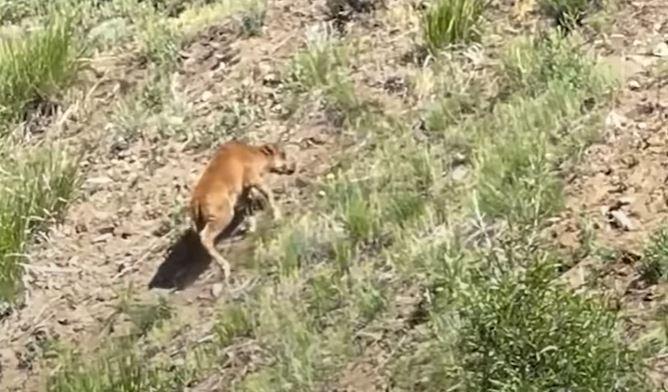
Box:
[238, 0, 267, 37]
[540, 0, 601, 28]
[0, 146, 80, 301]
[0, 6, 83, 303]
[425, 252, 647, 390]
[290, 26, 370, 127]
[0, 14, 78, 128]
[422, 0, 488, 52]
[139, 13, 180, 69]
[291, 27, 348, 89]
[1, 0, 665, 389]
[639, 228, 668, 284]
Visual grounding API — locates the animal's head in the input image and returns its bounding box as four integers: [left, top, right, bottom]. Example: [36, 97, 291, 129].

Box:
[259, 143, 296, 175]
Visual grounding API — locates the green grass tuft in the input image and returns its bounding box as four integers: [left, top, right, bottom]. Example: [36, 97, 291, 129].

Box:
[0, 14, 78, 128]
[639, 228, 668, 285]
[239, 0, 267, 37]
[46, 338, 195, 392]
[291, 28, 348, 90]
[539, 0, 601, 29]
[0, 146, 80, 301]
[422, 0, 487, 53]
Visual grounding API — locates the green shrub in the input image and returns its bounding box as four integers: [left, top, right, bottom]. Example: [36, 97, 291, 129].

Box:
[437, 254, 648, 391]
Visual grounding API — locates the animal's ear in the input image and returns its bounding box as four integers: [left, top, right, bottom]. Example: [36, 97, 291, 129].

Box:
[259, 144, 276, 157]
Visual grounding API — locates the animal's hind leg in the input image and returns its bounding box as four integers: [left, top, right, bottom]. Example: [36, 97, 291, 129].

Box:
[199, 214, 234, 284]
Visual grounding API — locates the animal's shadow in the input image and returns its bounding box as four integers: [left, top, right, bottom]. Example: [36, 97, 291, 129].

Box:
[148, 196, 261, 291]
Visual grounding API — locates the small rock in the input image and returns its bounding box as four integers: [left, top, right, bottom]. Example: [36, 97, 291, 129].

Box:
[166, 116, 184, 125]
[211, 283, 224, 298]
[620, 155, 638, 168]
[0, 301, 12, 320]
[628, 80, 641, 90]
[86, 176, 113, 185]
[609, 209, 633, 231]
[263, 72, 280, 86]
[605, 110, 627, 129]
[618, 196, 635, 206]
[452, 152, 467, 166]
[152, 220, 171, 237]
[652, 42, 668, 57]
[201, 91, 213, 101]
[295, 176, 310, 188]
[300, 136, 326, 147]
[98, 225, 115, 235]
[451, 166, 468, 182]
[109, 136, 129, 157]
[92, 233, 113, 244]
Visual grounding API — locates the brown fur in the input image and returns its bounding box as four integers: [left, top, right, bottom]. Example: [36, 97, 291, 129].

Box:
[189, 140, 296, 284]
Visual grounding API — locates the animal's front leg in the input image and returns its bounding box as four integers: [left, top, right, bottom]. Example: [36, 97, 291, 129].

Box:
[253, 183, 281, 221]
[237, 187, 258, 233]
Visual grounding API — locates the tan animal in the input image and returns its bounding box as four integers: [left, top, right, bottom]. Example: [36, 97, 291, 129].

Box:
[189, 140, 296, 284]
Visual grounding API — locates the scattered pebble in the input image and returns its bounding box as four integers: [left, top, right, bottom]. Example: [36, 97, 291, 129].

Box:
[86, 176, 113, 185]
[605, 110, 627, 129]
[618, 196, 635, 206]
[98, 225, 115, 235]
[92, 233, 113, 244]
[609, 209, 634, 231]
[451, 166, 468, 182]
[211, 283, 224, 299]
[0, 301, 12, 321]
[652, 42, 668, 57]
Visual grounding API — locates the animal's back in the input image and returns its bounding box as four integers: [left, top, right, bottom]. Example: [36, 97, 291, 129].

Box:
[189, 142, 249, 230]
